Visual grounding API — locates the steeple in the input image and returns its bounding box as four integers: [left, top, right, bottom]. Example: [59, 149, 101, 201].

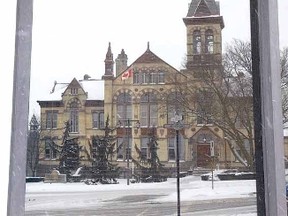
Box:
[103, 42, 114, 79]
[29, 114, 39, 131]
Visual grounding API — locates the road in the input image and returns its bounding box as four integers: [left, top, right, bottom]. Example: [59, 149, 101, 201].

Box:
[25, 191, 256, 216]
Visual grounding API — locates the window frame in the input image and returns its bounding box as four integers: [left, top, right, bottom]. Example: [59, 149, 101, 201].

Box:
[45, 110, 58, 129]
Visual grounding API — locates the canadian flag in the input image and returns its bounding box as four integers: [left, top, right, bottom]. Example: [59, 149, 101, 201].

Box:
[121, 68, 133, 80]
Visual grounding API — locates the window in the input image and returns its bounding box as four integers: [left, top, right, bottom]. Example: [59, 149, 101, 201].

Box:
[70, 88, 78, 95]
[45, 139, 57, 159]
[141, 137, 150, 159]
[117, 93, 132, 121]
[46, 111, 57, 129]
[69, 101, 79, 133]
[140, 92, 158, 127]
[6, 0, 288, 216]
[70, 110, 79, 132]
[92, 111, 104, 129]
[205, 29, 214, 54]
[168, 138, 176, 161]
[133, 71, 165, 84]
[133, 72, 140, 84]
[193, 30, 201, 54]
[158, 72, 165, 83]
[151, 72, 158, 84]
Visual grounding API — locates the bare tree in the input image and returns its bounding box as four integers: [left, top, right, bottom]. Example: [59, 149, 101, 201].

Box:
[169, 39, 288, 170]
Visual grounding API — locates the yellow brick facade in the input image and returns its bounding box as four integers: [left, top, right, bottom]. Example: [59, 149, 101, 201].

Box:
[37, 0, 268, 176]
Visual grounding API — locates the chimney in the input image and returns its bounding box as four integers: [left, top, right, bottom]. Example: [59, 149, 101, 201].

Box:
[115, 49, 128, 76]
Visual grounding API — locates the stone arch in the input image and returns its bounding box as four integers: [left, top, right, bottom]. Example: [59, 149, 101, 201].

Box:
[66, 97, 81, 109]
[113, 89, 135, 102]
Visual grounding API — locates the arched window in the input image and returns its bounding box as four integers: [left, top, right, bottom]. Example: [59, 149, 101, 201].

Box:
[69, 100, 79, 133]
[116, 92, 132, 121]
[193, 30, 201, 54]
[205, 29, 214, 54]
[140, 92, 158, 127]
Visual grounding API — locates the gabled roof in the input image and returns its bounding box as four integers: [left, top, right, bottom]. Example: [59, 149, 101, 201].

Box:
[38, 77, 104, 101]
[63, 78, 85, 96]
[133, 43, 165, 64]
[187, 0, 220, 17]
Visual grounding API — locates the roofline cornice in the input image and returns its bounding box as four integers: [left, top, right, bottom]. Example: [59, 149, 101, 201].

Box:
[183, 16, 224, 29]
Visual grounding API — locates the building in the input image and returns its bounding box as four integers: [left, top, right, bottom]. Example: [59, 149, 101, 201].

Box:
[37, 0, 254, 176]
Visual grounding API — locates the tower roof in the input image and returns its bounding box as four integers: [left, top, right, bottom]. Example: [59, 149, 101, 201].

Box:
[105, 42, 113, 61]
[187, 0, 220, 17]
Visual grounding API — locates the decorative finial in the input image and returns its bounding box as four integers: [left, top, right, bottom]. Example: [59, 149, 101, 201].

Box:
[147, 41, 150, 50]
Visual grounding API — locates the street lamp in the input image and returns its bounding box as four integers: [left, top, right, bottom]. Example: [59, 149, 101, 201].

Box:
[117, 119, 140, 185]
[164, 112, 189, 216]
[210, 140, 215, 190]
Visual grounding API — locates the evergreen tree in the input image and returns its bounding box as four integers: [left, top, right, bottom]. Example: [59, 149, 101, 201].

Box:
[132, 127, 167, 182]
[26, 114, 40, 177]
[87, 116, 120, 184]
[58, 121, 80, 177]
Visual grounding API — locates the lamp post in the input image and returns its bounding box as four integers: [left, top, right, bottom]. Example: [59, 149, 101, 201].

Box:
[118, 119, 140, 185]
[210, 140, 215, 190]
[164, 113, 189, 216]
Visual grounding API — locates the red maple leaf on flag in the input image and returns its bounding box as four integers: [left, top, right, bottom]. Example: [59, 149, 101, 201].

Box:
[121, 68, 133, 80]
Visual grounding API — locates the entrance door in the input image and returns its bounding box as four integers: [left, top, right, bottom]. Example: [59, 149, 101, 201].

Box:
[197, 144, 211, 167]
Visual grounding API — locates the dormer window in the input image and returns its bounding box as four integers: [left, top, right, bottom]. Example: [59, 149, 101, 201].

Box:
[71, 88, 78, 95]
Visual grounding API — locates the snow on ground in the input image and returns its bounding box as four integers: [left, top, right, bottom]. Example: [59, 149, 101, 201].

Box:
[26, 175, 257, 215]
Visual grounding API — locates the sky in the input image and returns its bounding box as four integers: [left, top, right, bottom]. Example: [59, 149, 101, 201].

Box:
[1, 0, 288, 215]
[28, 0, 288, 117]
[25, 175, 257, 215]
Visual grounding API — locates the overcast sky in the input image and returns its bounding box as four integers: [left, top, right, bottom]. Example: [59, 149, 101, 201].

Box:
[29, 0, 288, 116]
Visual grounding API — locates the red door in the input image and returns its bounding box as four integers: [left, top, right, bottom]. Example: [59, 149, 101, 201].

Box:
[197, 144, 211, 168]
